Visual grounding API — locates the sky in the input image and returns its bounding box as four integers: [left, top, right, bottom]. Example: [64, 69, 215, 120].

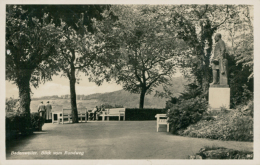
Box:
[6, 70, 183, 99]
[5, 73, 123, 99]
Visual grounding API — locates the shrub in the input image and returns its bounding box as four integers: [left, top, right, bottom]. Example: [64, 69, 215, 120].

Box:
[6, 111, 30, 134]
[5, 98, 19, 112]
[178, 83, 203, 100]
[6, 111, 22, 132]
[179, 110, 253, 142]
[165, 97, 179, 110]
[237, 99, 253, 117]
[31, 112, 45, 131]
[189, 146, 253, 159]
[6, 111, 45, 139]
[167, 97, 208, 134]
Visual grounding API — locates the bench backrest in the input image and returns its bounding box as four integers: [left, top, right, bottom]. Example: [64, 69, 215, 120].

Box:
[106, 108, 125, 115]
[77, 108, 87, 115]
[62, 108, 72, 116]
[155, 114, 168, 123]
[52, 105, 63, 112]
[62, 108, 87, 115]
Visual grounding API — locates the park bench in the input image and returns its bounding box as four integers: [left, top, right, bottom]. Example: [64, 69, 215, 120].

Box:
[52, 108, 87, 124]
[51, 105, 63, 124]
[97, 108, 125, 121]
[77, 108, 88, 123]
[155, 114, 169, 132]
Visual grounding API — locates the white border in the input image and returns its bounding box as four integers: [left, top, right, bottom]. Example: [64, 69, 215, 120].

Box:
[1, 1, 259, 165]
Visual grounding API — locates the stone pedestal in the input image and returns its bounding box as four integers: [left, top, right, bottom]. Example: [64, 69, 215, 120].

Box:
[209, 87, 230, 109]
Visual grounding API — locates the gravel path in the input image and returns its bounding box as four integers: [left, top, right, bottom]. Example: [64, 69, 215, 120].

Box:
[6, 121, 253, 159]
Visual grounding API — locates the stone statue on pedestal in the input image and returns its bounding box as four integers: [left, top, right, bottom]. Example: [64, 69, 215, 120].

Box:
[208, 33, 230, 109]
[210, 33, 228, 87]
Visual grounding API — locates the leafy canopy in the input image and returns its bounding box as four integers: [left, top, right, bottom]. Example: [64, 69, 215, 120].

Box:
[96, 5, 183, 95]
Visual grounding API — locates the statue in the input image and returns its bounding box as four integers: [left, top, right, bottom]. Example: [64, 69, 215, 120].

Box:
[210, 33, 228, 87]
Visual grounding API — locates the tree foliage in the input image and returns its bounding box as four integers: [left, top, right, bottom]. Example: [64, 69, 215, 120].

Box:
[96, 5, 182, 108]
[6, 5, 60, 121]
[55, 24, 106, 122]
[6, 5, 60, 88]
[6, 5, 112, 124]
[168, 5, 236, 96]
[51, 5, 112, 123]
[221, 5, 253, 80]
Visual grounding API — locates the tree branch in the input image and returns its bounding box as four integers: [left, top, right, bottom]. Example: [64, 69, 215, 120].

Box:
[146, 66, 174, 89]
[213, 5, 229, 29]
[74, 55, 96, 69]
[200, 5, 208, 17]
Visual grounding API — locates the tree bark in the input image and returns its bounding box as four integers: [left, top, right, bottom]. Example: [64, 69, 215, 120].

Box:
[202, 67, 210, 99]
[200, 21, 214, 99]
[139, 87, 146, 109]
[17, 70, 33, 131]
[69, 50, 79, 123]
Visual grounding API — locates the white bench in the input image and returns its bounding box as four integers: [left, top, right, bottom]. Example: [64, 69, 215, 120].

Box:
[98, 108, 125, 121]
[52, 105, 63, 124]
[52, 108, 87, 124]
[155, 114, 169, 132]
[77, 108, 88, 123]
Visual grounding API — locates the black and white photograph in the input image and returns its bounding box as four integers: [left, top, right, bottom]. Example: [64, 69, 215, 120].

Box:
[2, 1, 259, 164]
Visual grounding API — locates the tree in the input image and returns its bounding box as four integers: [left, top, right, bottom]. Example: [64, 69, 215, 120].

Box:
[96, 5, 181, 108]
[48, 6, 112, 123]
[6, 5, 60, 126]
[221, 5, 253, 80]
[6, 5, 112, 123]
[168, 5, 237, 97]
[56, 25, 105, 123]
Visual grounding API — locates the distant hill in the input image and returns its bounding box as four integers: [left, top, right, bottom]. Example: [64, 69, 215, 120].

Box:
[31, 76, 187, 109]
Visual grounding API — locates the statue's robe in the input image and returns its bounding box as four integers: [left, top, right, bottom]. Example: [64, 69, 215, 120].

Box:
[211, 39, 228, 86]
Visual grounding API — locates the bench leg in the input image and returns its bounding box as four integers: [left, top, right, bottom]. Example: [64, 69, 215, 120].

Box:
[107, 116, 109, 121]
[167, 124, 169, 132]
[102, 115, 104, 121]
[119, 115, 120, 121]
[123, 115, 125, 121]
[157, 124, 159, 132]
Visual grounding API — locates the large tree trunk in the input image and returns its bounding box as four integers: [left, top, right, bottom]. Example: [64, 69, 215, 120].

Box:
[17, 70, 33, 132]
[69, 51, 78, 123]
[202, 67, 211, 99]
[200, 21, 214, 99]
[139, 87, 146, 109]
[201, 43, 211, 99]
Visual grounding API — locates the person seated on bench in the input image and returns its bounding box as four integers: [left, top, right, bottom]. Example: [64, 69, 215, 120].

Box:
[89, 106, 98, 120]
[96, 106, 104, 120]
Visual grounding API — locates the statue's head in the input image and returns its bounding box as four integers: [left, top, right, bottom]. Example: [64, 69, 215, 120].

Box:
[204, 39, 209, 49]
[214, 33, 222, 42]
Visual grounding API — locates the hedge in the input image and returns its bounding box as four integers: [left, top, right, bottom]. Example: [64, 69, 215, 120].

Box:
[6, 112, 45, 140]
[125, 108, 167, 120]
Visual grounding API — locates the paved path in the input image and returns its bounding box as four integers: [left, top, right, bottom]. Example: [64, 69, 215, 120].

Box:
[6, 121, 253, 159]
